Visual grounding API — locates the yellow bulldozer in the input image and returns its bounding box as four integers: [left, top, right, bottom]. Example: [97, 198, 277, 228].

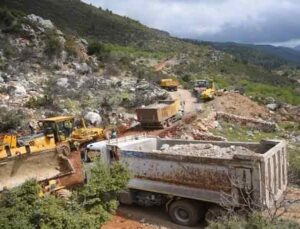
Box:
[0, 116, 107, 191]
[193, 79, 216, 101]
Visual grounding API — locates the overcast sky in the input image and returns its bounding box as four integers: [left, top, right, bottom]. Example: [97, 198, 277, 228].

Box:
[82, 0, 300, 48]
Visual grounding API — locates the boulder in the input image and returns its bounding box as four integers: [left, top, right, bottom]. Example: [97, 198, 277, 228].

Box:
[26, 14, 54, 31]
[72, 62, 91, 74]
[56, 78, 69, 88]
[9, 84, 27, 97]
[266, 103, 279, 111]
[84, 112, 102, 126]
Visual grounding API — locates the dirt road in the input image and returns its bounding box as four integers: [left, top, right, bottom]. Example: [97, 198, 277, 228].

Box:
[103, 205, 204, 229]
[169, 88, 200, 113]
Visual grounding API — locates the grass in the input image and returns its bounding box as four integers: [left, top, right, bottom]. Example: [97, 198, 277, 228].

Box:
[210, 122, 281, 142]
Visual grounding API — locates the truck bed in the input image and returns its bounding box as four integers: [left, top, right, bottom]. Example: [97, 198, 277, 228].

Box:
[136, 100, 182, 128]
[104, 137, 287, 208]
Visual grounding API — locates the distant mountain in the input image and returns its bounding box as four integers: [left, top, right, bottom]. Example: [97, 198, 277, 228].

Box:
[294, 45, 300, 52]
[208, 42, 300, 68]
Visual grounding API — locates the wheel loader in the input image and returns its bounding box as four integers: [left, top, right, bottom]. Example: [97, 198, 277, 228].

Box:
[0, 116, 106, 191]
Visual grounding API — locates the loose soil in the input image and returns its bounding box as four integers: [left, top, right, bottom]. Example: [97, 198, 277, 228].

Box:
[211, 93, 271, 119]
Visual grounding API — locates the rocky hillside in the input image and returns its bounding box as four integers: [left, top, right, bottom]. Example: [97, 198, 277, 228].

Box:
[0, 10, 168, 131]
[0, 3, 300, 132]
[0, 0, 184, 51]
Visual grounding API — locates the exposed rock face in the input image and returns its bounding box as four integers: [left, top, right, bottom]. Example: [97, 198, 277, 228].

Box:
[0, 13, 169, 125]
[26, 14, 54, 31]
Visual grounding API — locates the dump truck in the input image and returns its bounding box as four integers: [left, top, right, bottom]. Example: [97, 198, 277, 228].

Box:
[159, 79, 179, 91]
[86, 136, 287, 226]
[136, 100, 184, 129]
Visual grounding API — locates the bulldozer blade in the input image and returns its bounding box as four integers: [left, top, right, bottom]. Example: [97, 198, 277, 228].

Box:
[0, 149, 75, 191]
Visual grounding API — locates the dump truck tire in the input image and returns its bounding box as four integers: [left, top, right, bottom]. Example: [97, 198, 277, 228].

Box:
[168, 200, 203, 226]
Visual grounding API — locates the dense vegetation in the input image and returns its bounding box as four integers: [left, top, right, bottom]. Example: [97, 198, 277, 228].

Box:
[0, 160, 130, 229]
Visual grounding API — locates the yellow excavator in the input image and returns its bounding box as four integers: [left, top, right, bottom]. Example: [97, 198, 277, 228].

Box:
[0, 116, 107, 191]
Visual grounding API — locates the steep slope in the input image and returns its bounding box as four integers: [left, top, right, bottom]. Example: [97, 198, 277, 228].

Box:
[0, 0, 184, 51]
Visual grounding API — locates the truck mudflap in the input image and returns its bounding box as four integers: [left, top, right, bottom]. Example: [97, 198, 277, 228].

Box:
[0, 149, 84, 191]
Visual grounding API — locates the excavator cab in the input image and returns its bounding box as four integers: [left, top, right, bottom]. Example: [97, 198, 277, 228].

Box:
[39, 116, 75, 143]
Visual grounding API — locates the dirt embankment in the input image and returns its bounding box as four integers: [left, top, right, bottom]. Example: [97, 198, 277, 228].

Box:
[211, 93, 271, 119]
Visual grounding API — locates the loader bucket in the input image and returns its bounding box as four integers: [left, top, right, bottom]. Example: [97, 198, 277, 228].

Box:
[0, 149, 75, 191]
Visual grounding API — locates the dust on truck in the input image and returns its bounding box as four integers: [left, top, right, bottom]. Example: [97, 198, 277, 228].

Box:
[136, 100, 184, 129]
[86, 136, 288, 226]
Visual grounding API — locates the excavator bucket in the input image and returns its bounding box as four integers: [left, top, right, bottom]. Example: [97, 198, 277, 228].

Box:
[0, 148, 75, 191]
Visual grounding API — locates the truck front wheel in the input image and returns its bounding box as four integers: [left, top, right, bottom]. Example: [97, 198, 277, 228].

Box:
[168, 200, 204, 226]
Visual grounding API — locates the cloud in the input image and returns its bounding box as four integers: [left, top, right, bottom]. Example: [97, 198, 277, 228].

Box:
[82, 0, 300, 47]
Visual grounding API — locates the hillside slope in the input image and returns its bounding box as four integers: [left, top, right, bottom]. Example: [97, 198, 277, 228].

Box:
[0, 0, 184, 51]
[209, 42, 300, 68]
[1, 1, 300, 105]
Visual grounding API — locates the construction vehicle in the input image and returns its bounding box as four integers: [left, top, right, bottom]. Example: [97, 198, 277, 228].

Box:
[86, 136, 287, 226]
[0, 115, 106, 191]
[193, 79, 216, 100]
[136, 99, 184, 129]
[159, 78, 179, 91]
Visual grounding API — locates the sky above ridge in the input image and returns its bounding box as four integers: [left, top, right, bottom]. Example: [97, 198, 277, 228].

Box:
[83, 0, 300, 48]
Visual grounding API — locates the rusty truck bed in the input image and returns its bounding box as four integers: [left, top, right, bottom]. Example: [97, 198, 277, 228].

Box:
[99, 137, 287, 208]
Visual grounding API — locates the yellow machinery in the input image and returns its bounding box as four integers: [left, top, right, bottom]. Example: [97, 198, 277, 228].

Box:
[193, 79, 216, 101]
[0, 116, 106, 191]
[159, 79, 179, 91]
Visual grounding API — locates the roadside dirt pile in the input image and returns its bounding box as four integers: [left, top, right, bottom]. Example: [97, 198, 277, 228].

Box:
[212, 93, 271, 119]
[155, 143, 255, 158]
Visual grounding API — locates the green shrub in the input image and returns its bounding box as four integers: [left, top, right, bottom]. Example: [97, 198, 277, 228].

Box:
[87, 41, 110, 61]
[65, 36, 79, 58]
[0, 108, 26, 132]
[207, 212, 299, 229]
[0, 159, 130, 229]
[2, 39, 16, 58]
[44, 32, 64, 58]
[25, 96, 52, 109]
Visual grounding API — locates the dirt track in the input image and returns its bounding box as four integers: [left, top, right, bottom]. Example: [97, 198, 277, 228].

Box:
[103, 205, 203, 229]
[169, 88, 200, 113]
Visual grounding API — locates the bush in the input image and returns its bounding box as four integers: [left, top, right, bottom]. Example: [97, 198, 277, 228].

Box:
[65, 36, 79, 58]
[25, 96, 52, 109]
[44, 32, 64, 58]
[2, 39, 16, 58]
[0, 159, 130, 229]
[0, 108, 26, 132]
[207, 212, 299, 229]
[87, 41, 110, 61]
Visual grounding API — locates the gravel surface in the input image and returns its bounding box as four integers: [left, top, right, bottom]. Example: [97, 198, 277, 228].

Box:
[154, 143, 255, 158]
